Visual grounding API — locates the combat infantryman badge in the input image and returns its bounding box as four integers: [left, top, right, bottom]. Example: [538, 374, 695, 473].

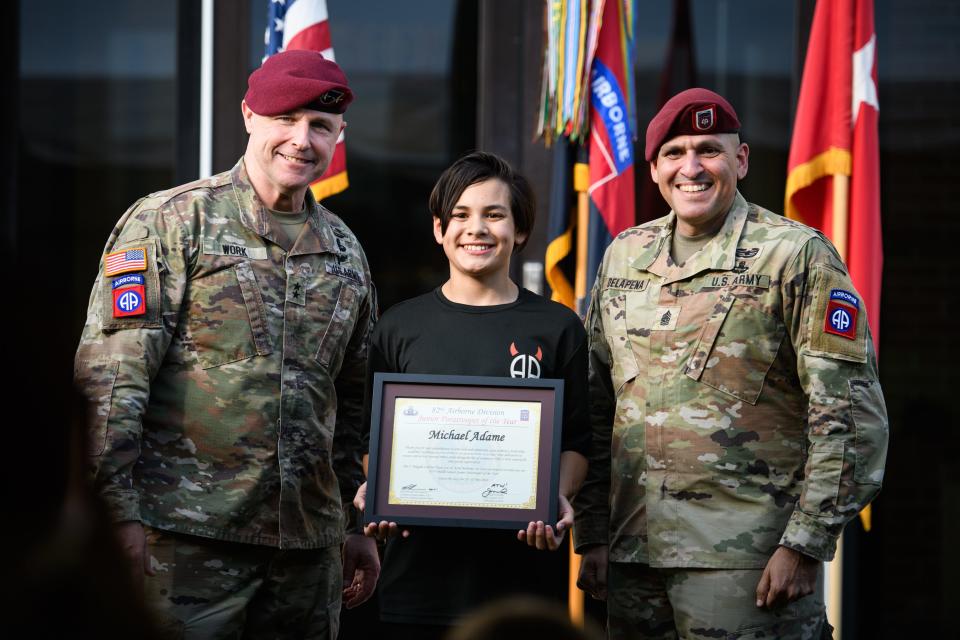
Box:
[112, 274, 147, 318]
[694, 105, 716, 131]
[823, 288, 859, 340]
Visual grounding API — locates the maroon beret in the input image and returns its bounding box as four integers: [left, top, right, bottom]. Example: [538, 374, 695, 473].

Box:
[644, 88, 741, 161]
[244, 49, 354, 116]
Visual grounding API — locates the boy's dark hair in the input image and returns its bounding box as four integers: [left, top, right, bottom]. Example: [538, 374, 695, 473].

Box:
[429, 151, 536, 252]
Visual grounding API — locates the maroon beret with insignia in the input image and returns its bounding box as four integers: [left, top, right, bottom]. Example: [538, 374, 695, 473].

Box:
[644, 88, 741, 161]
[244, 49, 354, 116]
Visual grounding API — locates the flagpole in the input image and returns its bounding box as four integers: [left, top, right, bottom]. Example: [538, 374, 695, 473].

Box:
[574, 161, 591, 314]
[832, 174, 850, 259]
[571, 159, 589, 626]
[198, 0, 213, 179]
[569, 159, 591, 626]
[569, 536, 584, 626]
[826, 171, 849, 640]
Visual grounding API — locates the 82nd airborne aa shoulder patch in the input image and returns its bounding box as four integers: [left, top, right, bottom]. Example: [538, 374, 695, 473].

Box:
[112, 274, 146, 318]
[823, 288, 859, 340]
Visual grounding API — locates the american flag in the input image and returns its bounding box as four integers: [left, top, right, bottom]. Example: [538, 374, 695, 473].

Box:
[104, 247, 147, 276]
[265, 0, 349, 201]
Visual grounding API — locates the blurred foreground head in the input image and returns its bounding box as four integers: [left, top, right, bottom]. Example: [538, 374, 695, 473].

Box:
[446, 596, 603, 640]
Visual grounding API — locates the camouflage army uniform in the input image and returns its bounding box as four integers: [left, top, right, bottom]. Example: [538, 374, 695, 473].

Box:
[144, 527, 343, 638]
[574, 192, 888, 638]
[74, 160, 374, 633]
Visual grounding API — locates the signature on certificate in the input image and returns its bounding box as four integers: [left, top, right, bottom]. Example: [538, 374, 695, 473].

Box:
[482, 482, 508, 498]
[401, 484, 437, 491]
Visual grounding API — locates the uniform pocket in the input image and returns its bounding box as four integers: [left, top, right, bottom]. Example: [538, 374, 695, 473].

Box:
[851, 379, 888, 485]
[315, 283, 359, 373]
[686, 297, 784, 405]
[187, 261, 272, 369]
[74, 356, 120, 456]
[800, 440, 844, 515]
[604, 291, 644, 394]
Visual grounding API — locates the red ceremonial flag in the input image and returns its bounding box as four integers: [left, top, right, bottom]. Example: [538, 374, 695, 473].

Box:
[582, 0, 636, 313]
[266, 0, 349, 200]
[785, 0, 882, 345]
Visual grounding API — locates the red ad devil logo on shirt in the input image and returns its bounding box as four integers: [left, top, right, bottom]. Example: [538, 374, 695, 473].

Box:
[509, 342, 542, 379]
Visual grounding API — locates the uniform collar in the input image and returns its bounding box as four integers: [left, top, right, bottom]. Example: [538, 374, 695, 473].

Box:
[230, 159, 338, 256]
[633, 190, 750, 285]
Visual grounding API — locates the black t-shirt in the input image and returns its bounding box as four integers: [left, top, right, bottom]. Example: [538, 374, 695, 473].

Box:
[363, 287, 590, 625]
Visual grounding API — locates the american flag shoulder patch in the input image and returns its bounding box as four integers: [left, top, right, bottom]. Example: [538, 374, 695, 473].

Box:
[104, 246, 148, 276]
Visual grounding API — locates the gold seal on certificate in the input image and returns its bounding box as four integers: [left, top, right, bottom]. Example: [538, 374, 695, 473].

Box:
[366, 374, 563, 529]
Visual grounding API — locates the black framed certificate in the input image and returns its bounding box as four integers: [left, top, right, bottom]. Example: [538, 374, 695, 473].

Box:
[365, 373, 564, 530]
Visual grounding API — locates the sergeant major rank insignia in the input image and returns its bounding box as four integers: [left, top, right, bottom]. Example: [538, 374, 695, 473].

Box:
[823, 288, 859, 340]
[112, 274, 147, 318]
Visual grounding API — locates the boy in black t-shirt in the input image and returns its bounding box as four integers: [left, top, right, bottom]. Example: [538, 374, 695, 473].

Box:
[353, 152, 590, 637]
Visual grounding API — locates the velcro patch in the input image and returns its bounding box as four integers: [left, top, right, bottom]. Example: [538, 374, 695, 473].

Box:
[101, 239, 161, 330]
[829, 288, 859, 308]
[113, 284, 146, 317]
[325, 261, 364, 285]
[823, 289, 859, 340]
[606, 277, 649, 291]
[104, 247, 147, 276]
[806, 266, 867, 362]
[111, 274, 145, 290]
[203, 239, 269, 260]
[709, 272, 771, 289]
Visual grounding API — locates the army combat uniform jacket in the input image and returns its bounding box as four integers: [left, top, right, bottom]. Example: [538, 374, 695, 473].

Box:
[75, 160, 375, 549]
[574, 192, 888, 568]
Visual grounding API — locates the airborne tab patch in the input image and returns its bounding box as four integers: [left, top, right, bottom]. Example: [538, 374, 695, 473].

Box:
[111, 274, 145, 290]
[830, 288, 859, 308]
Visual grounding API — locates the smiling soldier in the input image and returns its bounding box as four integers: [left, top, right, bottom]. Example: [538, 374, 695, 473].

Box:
[74, 50, 378, 639]
[574, 88, 889, 639]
